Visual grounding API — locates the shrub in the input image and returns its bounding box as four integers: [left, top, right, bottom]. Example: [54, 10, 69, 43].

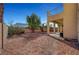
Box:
[8, 26, 25, 37]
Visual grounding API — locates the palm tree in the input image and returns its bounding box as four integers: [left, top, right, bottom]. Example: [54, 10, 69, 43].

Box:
[26, 13, 41, 32]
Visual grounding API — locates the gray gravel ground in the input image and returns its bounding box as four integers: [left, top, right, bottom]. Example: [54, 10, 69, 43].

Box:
[1, 33, 79, 55]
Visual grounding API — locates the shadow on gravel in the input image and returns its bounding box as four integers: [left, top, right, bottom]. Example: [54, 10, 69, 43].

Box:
[49, 35, 79, 50]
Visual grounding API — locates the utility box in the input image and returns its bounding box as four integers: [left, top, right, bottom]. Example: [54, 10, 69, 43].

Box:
[60, 32, 63, 37]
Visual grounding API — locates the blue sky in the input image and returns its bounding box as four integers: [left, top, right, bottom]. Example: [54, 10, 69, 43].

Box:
[3, 3, 64, 25]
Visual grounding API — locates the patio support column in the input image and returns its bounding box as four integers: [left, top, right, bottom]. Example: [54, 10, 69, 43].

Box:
[53, 22, 56, 33]
[47, 11, 50, 34]
[47, 21, 50, 34]
[60, 25, 63, 33]
[58, 24, 60, 32]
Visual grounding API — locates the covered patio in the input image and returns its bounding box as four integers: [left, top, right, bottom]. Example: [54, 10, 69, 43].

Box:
[47, 12, 64, 39]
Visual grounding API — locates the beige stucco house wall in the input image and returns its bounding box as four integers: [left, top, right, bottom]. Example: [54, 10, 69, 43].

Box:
[47, 3, 79, 41]
[63, 4, 77, 39]
[77, 4, 79, 42]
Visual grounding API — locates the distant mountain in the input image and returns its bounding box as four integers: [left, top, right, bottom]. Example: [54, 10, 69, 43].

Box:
[13, 23, 28, 28]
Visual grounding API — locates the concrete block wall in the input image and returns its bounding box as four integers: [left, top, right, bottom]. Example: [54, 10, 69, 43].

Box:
[3, 24, 8, 46]
[0, 4, 3, 53]
[0, 23, 8, 49]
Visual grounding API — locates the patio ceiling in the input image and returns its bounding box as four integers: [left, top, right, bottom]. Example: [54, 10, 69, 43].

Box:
[48, 12, 63, 23]
[53, 18, 63, 25]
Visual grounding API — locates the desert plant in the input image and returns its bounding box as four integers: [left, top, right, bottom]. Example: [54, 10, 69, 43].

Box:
[8, 25, 15, 37]
[8, 25, 25, 37]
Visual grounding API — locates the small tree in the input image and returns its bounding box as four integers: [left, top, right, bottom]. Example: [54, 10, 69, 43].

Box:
[26, 13, 41, 32]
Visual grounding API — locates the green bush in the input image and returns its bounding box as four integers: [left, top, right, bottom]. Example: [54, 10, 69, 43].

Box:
[8, 26, 25, 37]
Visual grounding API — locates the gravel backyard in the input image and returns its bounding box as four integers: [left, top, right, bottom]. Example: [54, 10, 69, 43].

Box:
[1, 32, 79, 55]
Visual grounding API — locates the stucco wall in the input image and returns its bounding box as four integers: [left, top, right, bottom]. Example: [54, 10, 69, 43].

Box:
[3, 24, 8, 45]
[63, 4, 77, 39]
[0, 23, 2, 49]
[0, 23, 8, 49]
[77, 4, 79, 42]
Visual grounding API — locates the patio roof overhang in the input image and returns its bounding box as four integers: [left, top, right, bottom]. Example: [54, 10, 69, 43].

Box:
[53, 19, 63, 25]
[48, 12, 63, 24]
